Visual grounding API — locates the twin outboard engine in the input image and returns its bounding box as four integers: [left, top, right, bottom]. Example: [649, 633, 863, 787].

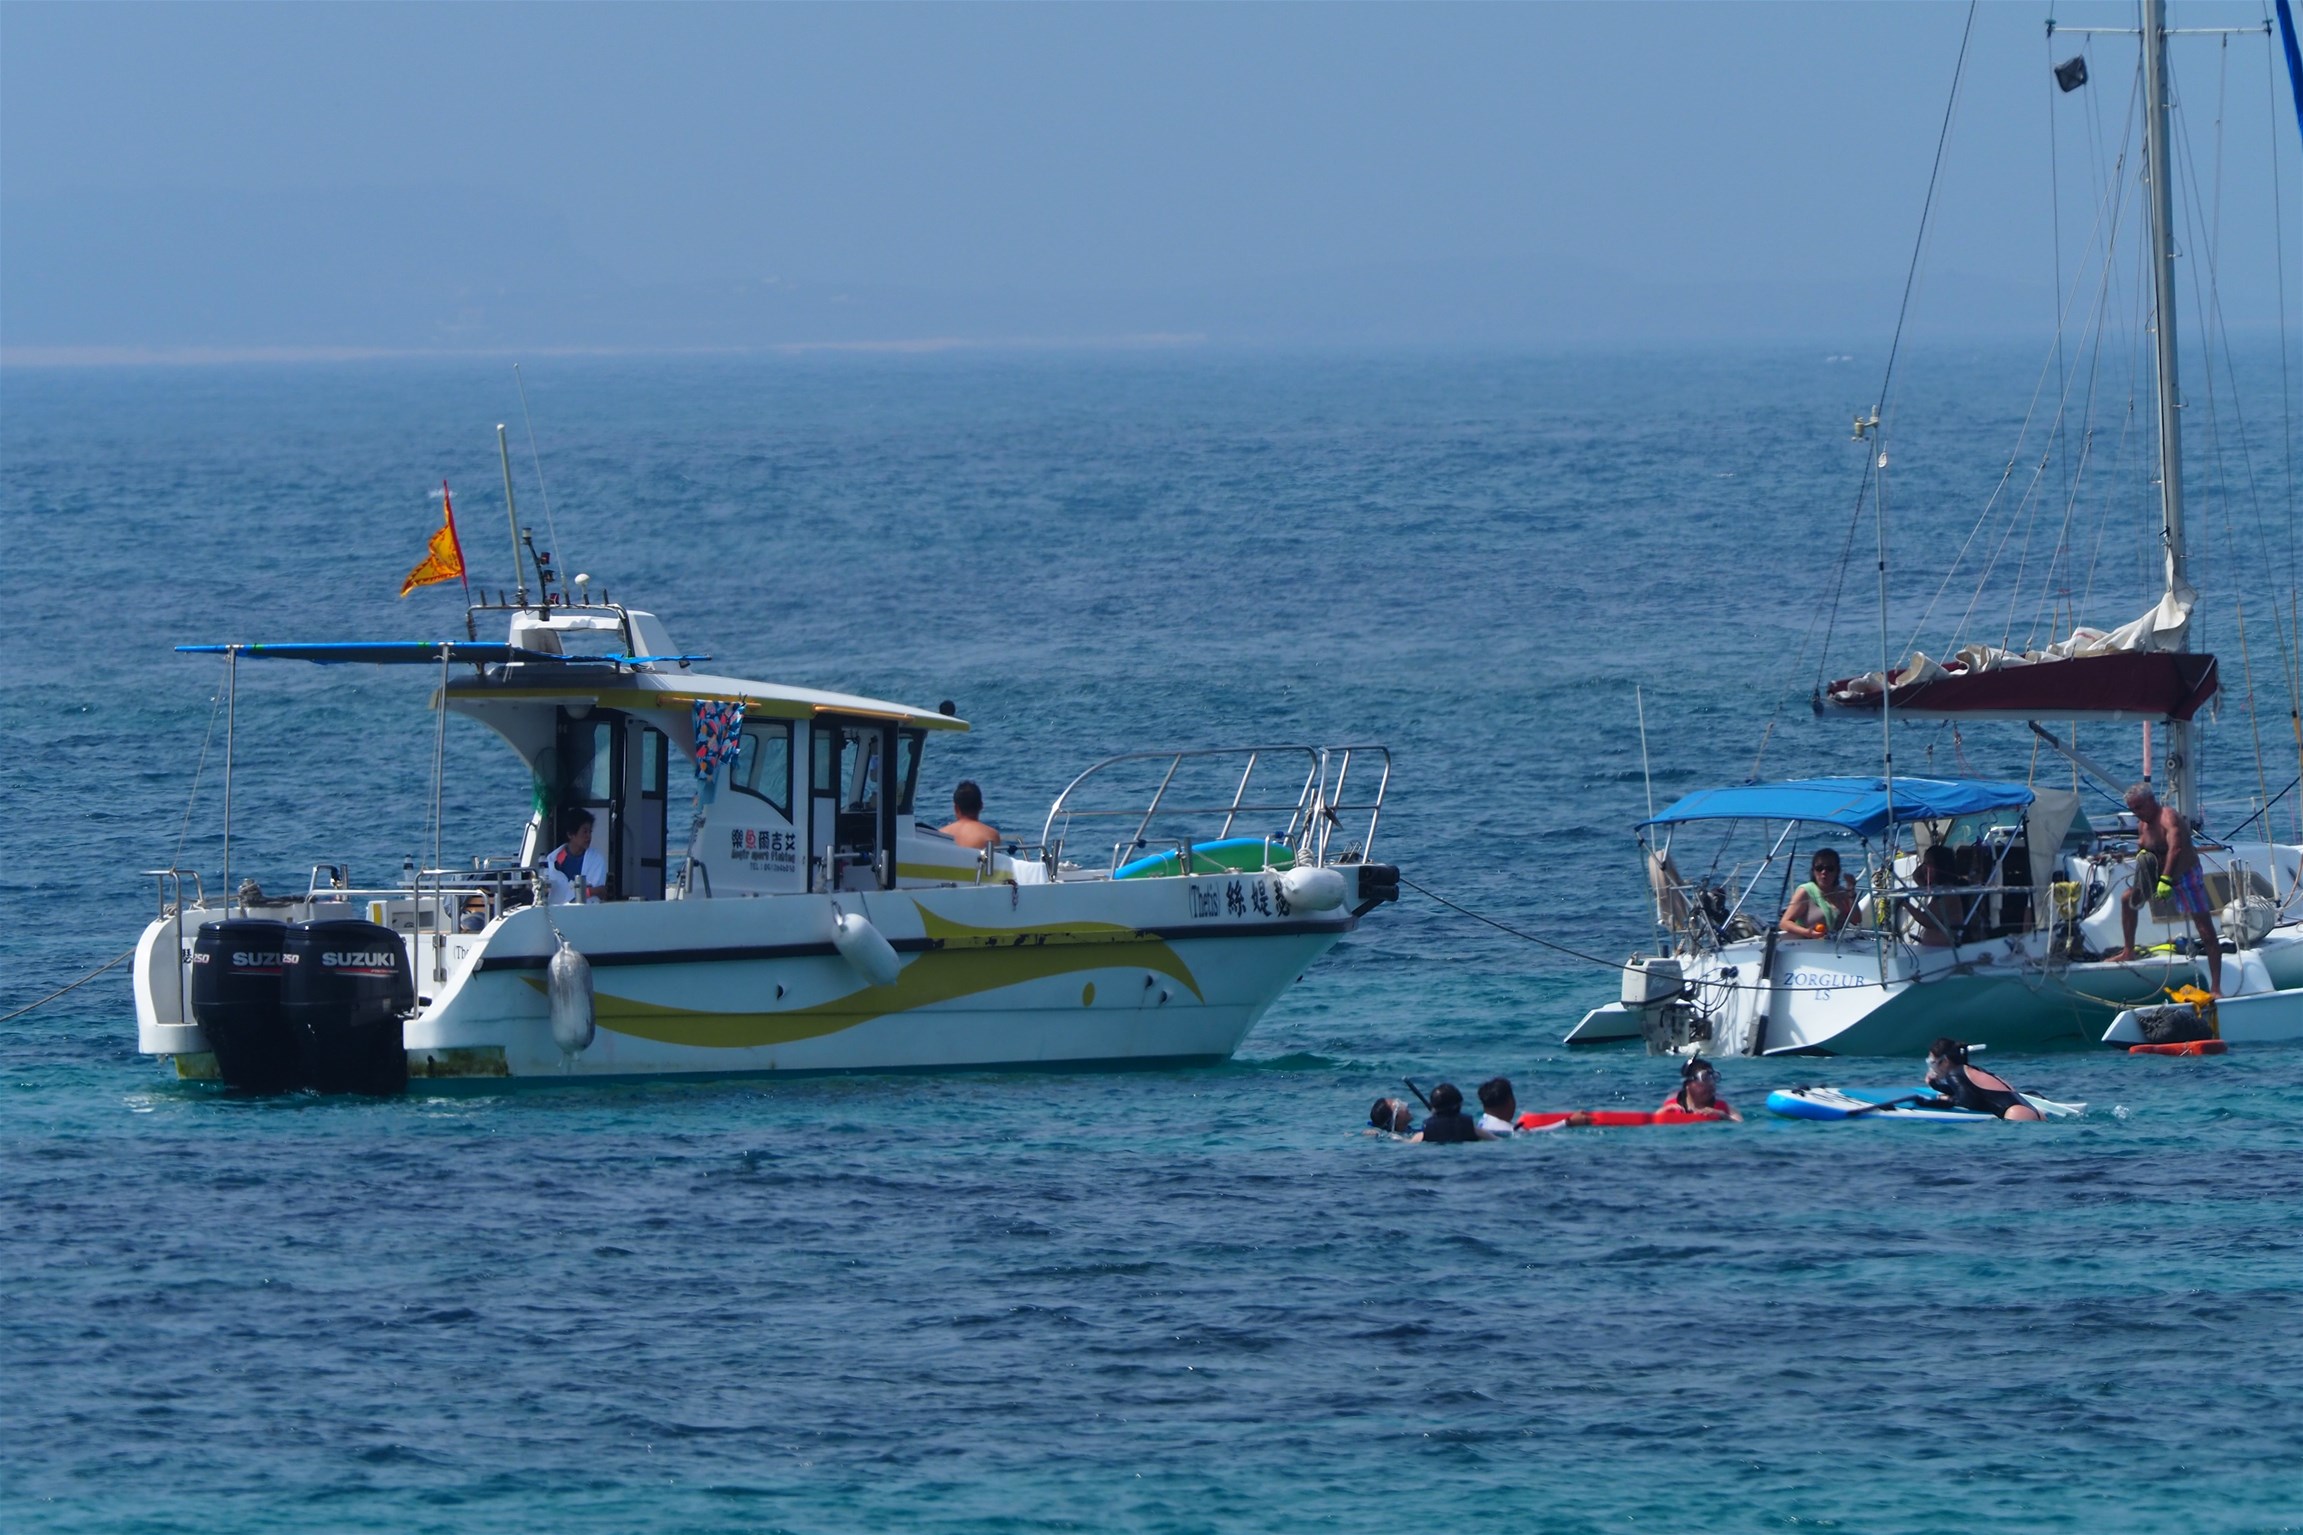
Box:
[191, 917, 412, 1095]
[190, 918, 295, 1094]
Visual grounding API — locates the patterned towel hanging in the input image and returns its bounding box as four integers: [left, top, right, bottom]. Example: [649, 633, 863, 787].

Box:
[692, 700, 745, 780]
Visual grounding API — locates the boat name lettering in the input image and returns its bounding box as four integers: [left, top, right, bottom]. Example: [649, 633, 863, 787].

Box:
[732, 827, 799, 875]
[1186, 878, 1283, 920]
[1784, 969, 1863, 991]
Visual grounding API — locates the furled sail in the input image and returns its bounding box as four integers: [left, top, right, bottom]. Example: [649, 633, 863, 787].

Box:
[1822, 589, 2218, 722]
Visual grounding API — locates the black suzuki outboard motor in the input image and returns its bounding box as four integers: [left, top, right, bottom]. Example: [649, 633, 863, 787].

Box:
[190, 918, 295, 1093]
[281, 919, 413, 1096]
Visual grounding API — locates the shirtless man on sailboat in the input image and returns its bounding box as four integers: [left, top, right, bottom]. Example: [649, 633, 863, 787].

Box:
[2111, 782, 2221, 995]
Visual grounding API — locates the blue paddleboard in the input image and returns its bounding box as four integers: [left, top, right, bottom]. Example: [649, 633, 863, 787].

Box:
[1766, 1086, 2084, 1122]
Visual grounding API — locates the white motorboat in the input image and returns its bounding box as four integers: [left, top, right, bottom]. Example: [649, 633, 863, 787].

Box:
[133, 592, 1398, 1090]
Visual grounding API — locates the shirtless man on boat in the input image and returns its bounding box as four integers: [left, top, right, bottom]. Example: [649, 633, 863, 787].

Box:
[2111, 782, 2221, 996]
[941, 780, 1001, 851]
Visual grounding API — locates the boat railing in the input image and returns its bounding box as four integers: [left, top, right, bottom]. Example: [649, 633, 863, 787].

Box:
[1657, 860, 2051, 952]
[141, 867, 204, 920]
[1040, 745, 1391, 877]
[141, 867, 205, 1028]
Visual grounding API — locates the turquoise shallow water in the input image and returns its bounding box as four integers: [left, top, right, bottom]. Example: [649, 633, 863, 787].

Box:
[3, 350, 2301, 1533]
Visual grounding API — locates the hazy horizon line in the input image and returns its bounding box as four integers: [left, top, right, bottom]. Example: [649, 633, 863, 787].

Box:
[20, 329, 2295, 371]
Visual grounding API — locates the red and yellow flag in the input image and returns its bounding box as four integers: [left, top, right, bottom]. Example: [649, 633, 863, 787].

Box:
[399, 481, 468, 598]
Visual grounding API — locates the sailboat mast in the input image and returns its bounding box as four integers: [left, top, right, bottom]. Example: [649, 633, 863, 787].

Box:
[2141, 0, 2197, 822]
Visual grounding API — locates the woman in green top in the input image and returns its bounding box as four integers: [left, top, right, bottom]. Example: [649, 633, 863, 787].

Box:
[1780, 848, 1859, 938]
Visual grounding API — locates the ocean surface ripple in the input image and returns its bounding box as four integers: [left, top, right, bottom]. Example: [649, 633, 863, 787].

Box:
[3, 350, 2300, 1533]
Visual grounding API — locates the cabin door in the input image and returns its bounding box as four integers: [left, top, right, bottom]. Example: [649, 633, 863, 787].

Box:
[555, 709, 623, 900]
[622, 724, 669, 900]
[553, 710, 670, 902]
[809, 718, 897, 892]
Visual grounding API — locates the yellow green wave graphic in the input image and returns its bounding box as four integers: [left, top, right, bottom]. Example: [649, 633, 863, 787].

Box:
[526, 907, 1204, 1050]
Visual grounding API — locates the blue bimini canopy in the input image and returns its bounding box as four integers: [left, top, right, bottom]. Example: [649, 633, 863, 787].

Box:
[1642, 777, 2034, 840]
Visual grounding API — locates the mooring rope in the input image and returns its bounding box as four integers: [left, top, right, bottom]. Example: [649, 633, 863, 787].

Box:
[1400, 875, 1637, 974]
[1403, 875, 1918, 995]
[0, 947, 137, 1025]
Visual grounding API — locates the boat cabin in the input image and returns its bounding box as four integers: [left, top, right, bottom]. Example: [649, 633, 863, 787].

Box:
[444, 604, 973, 902]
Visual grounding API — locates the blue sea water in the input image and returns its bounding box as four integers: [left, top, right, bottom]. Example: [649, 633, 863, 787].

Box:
[3, 348, 2301, 1533]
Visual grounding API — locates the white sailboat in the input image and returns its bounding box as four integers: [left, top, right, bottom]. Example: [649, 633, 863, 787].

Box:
[1575, 0, 2303, 1056]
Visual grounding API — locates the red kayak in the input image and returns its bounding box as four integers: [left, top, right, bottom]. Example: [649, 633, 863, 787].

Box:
[1516, 1105, 1736, 1129]
[2128, 1039, 2229, 1056]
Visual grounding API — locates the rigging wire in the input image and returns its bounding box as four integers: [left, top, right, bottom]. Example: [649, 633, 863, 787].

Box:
[170, 660, 228, 872]
[1902, 64, 2143, 662]
[2172, 35, 2301, 830]
[1871, 1, 1982, 431]
[1792, 470, 1873, 730]
[2051, 12, 2071, 506]
[2267, 0, 2303, 842]
[1798, 1, 1978, 724]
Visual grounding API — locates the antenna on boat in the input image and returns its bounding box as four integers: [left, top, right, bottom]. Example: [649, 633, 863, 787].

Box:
[495, 425, 532, 612]
[511, 365, 566, 598]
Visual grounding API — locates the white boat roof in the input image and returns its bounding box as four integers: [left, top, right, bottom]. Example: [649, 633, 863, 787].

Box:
[180, 599, 969, 732]
[447, 666, 968, 731]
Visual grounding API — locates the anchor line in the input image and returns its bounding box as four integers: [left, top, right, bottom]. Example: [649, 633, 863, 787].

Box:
[1399, 876, 1884, 995]
[1409, 869, 2220, 1012]
[0, 947, 137, 1025]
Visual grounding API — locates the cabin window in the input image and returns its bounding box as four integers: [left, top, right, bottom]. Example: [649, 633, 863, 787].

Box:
[729, 722, 793, 818]
[565, 719, 614, 803]
[639, 728, 663, 796]
[845, 730, 882, 811]
[896, 729, 924, 815]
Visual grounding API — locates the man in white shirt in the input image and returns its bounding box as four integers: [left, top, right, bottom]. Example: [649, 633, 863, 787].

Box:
[1478, 1076, 1556, 1135]
[544, 810, 608, 904]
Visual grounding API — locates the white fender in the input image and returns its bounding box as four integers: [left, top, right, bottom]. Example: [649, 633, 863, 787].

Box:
[547, 936, 595, 1054]
[1279, 866, 1347, 913]
[832, 909, 902, 988]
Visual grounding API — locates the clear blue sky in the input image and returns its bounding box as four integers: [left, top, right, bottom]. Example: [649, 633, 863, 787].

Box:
[3, 1, 2295, 352]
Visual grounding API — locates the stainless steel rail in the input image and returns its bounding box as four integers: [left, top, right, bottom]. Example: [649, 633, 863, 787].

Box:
[1040, 745, 1392, 875]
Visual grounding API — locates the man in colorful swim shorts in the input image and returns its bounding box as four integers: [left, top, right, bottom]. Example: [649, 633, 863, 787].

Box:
[2112, 781, 2221, 996]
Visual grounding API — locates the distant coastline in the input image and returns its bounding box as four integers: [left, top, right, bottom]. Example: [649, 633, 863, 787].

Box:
[1, 334, 1212, 369]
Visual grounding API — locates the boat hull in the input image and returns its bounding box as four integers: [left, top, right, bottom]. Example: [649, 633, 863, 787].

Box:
[139, 872, 1364, 1082]
[2104, 985, 2303, 1046]
[1624, 935, 2217, 1057]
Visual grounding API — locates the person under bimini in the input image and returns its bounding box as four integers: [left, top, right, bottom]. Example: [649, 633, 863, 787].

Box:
[941, 780, 1001, 851]
[544, 809, 607, 905]
[1908, 843, 1966, 949]
[2111, 781, 2222, 996]
[1781, 848, 1859, 939]
[1654, 1056, 1740, 1122]
[1923, 1037, 2041, 1121]
[1413, 1082, 1489, 1143]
